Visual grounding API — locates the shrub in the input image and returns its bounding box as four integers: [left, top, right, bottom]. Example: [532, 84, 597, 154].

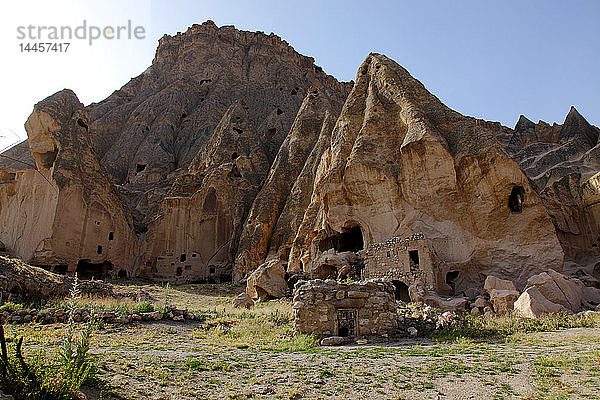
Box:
[0, 302, 20, 313]
[132, 301, 154, 313]
[0, 276, 98, 399]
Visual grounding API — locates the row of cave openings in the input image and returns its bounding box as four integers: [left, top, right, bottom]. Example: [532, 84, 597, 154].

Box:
[38, 260, 127, 280]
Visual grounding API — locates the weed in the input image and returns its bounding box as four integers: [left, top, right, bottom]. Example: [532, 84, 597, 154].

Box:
[132, 301, 154, 313]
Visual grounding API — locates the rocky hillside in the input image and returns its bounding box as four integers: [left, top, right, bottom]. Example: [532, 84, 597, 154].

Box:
[1, 21, 598, 290]
[494, 108, 600, 263]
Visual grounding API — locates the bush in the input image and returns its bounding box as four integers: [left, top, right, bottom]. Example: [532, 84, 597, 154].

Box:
[426, 311, 600, 341]
[132, 301, 154, 313]
[0, 302, 20, 313]
[0, 276, 98, 399]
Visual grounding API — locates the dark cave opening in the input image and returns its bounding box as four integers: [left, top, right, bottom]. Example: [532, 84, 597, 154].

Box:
[392, 280, 411, 302]
[409, 250, 420, 266]
[203, 189, 217, 213]
[54, 265, 68, 275]
[75, 260, 113, 280]
[509, 186, 525, 213]
[76, 118, 88, 129]
[446, 271, 460, 293]
[319, 224, 364, 253]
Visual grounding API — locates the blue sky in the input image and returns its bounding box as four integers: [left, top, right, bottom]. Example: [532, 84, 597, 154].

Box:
[1, 0, 598, 150]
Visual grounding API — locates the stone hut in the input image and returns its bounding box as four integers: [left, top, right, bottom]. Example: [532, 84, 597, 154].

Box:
[360, 233, 438, 300]
[293, 279, 397, 338]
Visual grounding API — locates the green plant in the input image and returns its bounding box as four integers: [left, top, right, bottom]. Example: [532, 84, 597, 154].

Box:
[0, 302, 20, 313]
[161, 282, 171, 313]
[0, 275, 99, 399]
[132, 301, 154, 313]
[57, 275, 97, 389]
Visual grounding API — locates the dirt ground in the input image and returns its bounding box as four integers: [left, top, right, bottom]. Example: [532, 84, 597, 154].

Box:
[5, 283, 600, 400]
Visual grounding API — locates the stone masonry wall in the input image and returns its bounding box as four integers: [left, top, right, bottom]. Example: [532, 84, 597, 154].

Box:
[293, 279, 397, 337]
[360, 234, 437, 291]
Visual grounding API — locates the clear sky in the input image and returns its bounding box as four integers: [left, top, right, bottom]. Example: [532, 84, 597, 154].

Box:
[1, 0, 598, 151]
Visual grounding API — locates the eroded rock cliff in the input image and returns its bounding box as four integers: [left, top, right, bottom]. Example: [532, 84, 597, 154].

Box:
[0, 90, 138, 277]
[1, 22, 597, 292]
[282, 54, 564, 292]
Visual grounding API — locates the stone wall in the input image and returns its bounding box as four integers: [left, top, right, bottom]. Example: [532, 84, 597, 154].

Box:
[360, 234, 437, 291]
[293, 279, 397, 337]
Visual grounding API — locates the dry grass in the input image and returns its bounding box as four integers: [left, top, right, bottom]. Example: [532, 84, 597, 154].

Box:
[3, 282, 600, 400]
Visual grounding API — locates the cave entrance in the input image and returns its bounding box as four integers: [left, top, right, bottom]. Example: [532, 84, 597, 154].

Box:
[508, 186, 525, 213]
[446, 271, 460, 293]
[117, 270, 127, 278]
[319, 224, 364, 253]
[75, 260, 112, 280]
[54, 265, 68, 275]
[392, 280, 410, 302]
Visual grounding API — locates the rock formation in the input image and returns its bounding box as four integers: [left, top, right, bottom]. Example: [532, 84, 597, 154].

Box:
[1, 21, 598, 301]
[496, 108, 600, 264]
[0, 90, 137, 277]
[284, 54, 563, 294]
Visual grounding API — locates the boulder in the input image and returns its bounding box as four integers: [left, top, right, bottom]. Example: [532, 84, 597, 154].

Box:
[489, 289, 520, 315]
[462, 288, 481, 301]
[245, 259, 288, 301]
[420, 292, 468, 312]
[526, 272, 570, 309]
[546, 269, 584, 311]
[484, 276, 517, 294]
[582, 286, 600, 308]
[514, 286, 568, 319]
[308, 251, 361, 279]
[526, 270, 585, 312]
[472, 296, 491, 309]
[232, 292, 254, 309]
[320, 336, 345, 346]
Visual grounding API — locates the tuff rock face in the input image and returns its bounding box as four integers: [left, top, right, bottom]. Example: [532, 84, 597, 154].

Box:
[496, 107, 600, 265]
[0, 22, 598, 294]
[285, 54, 563, 291]
[0, 90, 137, 277]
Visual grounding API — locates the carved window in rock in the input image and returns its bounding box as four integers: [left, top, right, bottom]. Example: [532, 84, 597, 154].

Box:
[508, 186, 525, 213]
[336, 309, 357, 337]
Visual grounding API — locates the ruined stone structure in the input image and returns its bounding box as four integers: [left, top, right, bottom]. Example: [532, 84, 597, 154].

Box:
[293, 280, 397, 337]
[361, 234, 438, 295]
[1, 21, 598, 291]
